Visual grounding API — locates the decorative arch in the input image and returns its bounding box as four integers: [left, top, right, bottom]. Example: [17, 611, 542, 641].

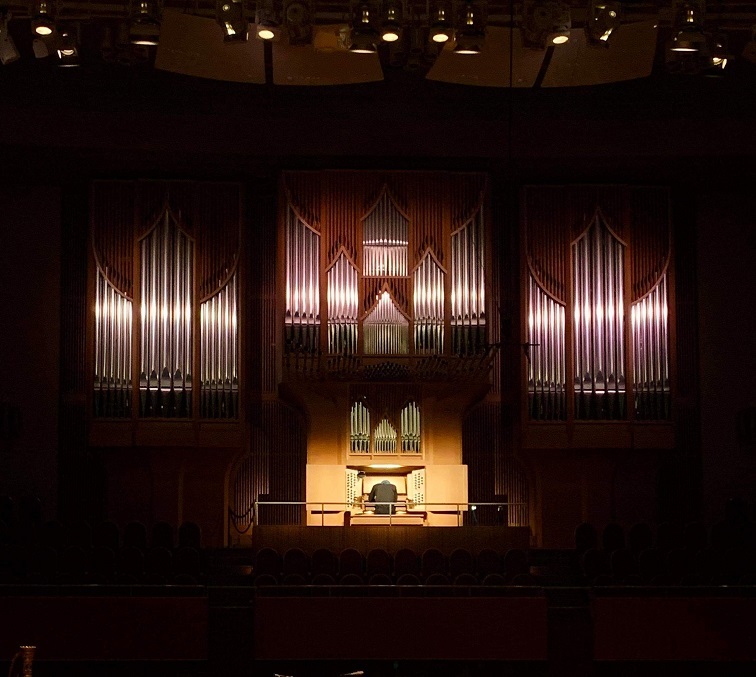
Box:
[413, 249, 445, 355]
[363, 288, 410, 355]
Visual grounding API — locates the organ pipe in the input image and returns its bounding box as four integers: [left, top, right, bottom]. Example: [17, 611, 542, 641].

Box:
[527, 274, 566, 420]
[631, 273, 670, 419]
[364, 291, 409, 355]
[285, 207, 320, 353]
[413, 254, 444, 354]
[200, 272, 238, 418]
[363, 191, 408, 277]
[374, 418, 398, 454]
[350, 401, 371, 453]
[572, 214, 625, 419]
[451, 210, 486, 355]
[94, 268, 132, 417]
[400, 401, 421, 453]
[327, 253, 359, 354]
[139, 209, 193, 417]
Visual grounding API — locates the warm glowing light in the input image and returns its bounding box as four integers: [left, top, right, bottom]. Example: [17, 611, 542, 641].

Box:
[552, 34, 569, 44]
[369, 463, 402, 469]
[258, 27, 275, 39]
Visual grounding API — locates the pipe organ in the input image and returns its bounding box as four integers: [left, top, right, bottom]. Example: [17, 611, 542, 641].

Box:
[572, 213, 626, 419]
[91, 181, 242, 420]
[451, 210, 487, 356]
[94, 269, 133, 417]
[524, 187, 672, 421]
[327, 253, 359, 354]
[349, 398, 421, 456]
[139, 208, 194, 417]
[282, 173, 488, 360]
[285, 206, 320, 354]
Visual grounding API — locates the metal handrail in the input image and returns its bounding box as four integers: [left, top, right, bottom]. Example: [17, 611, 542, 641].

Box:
[250, 501, 528, 527]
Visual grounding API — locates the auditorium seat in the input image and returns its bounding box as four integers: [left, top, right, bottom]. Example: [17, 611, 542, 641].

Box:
[627, 522, 653, 556]
[145, 546, 173, 583]
[90, 545, 116, 583]
[311, 548, 338, 578]
[58, 545, 90, 584]
[476, 548, 501, 580]
[481, 573, 505, 586]
[65, 520, 93, 550]
[366, 548, 392, 579]
[117, 545, 145, 583]
[338, 548, 364, 581]
[453, 572, 479, 586]
[448, 548, 474, 580]
[175, 546, 203, 581]
[393, 548, 419, 579]
[368, 573, 393, 585]
[396, 573, 420, 585]
[420, 548, 446, 580]
[424, 572, 451, 585]
[283, 547, 310, 580]
[601, 522, 625, 554]
[610, 548, 638, 583]
[253, 573, 278, 586]
[503, 548, 529, 582]
[339, 572, 364, 585]
[638, 548, 664, 583]
[511, 573, 538, 586]
[253, 547, 282, 581]
[282, 572, 308, 585]
[311, 573, 337, 585]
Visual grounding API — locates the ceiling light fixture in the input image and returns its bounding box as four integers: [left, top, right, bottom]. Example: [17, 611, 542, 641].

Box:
[129, 0, 161, 45]
[453, 0, 484, 54]
[522, 0, 571, 48]
[31, 0, 55, 37]
[255, 0, 281, 40]
[585, 0, 620, 45]
[380, 3, 402, 42]
[349, 5, 378, 53]
[671, 1, 705, 52]
[217, 0, 249, 42]
[56, 25, 80, 66]
[429, 5, 452, 43]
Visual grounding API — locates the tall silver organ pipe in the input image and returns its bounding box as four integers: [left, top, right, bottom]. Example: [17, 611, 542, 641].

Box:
[200, 272, 238, 418]
[327, 253, 359, 354]
[451, 211, 486, 355]
[364, 291, 409, 355]
[400, 401, 421, 453]
[413, 254, 444, 354]
[139, 209, 193, 417]
[527, 274, 566, 420]
[363, 192, 408, 277]
[94, 268, 132, 417]
[350, 401, 371, 453]
[374, 418, 398, 454]
[572, 215, 625, 419]
[631, 273, 670, 419]
[285, 208, 320, 353]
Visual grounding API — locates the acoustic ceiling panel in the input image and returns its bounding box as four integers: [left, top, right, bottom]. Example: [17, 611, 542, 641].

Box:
[541, 20, 658, 87]
[272, 25, 384, 85]
[155, 10, 266, 84]
[426, 26, 546, 88]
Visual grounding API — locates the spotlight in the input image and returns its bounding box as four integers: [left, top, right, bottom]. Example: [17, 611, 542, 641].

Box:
[56, 25, 80, 66]
[130, 0, 161, 45]
[255, 0, 281, 40]
[522, 0, 570, 48]
[349, 5, 378, 53]
[217, 0, 248, 41]
[585, 0, 619, 45]
[707, 33, 728, 71]
[453, 0, 484, 54]
[380, 3, 402, 43]
[429, 5, 452, 43]
[670, 1, 704, 52]
[31, 0, 55, 37]
[0, 13, 20, 65]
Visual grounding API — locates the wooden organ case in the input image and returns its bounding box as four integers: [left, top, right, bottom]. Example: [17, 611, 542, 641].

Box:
[281, 171, 494, 526]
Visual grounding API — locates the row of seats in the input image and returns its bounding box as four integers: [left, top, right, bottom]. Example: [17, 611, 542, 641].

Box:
[571, 511, 756, 586]
[248, 546, 532, 585]
[0, 516, 202, 552]
[0, 543, 205, 585]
